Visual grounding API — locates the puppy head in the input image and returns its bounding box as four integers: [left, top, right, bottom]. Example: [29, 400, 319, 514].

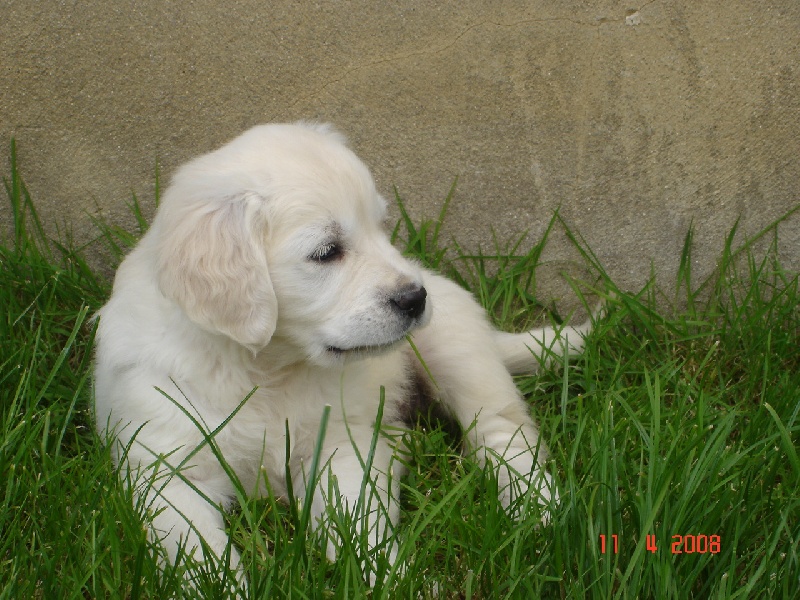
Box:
[154, 123, 429, 362]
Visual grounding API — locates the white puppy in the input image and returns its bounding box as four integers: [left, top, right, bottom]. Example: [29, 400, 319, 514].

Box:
[94, 123, 591, 582]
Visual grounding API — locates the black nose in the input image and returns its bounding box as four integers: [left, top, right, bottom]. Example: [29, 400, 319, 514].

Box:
[390, 286, 427, 320]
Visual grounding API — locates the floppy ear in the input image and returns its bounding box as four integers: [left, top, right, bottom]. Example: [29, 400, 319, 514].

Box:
[156, 193, 278, 351]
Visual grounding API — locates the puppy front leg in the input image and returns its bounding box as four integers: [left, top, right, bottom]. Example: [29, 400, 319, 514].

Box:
[414, 274, 558, 515]
[298, 424, 400, 575]
[435, 360, 557, 514]
[142, 476, 242, 582]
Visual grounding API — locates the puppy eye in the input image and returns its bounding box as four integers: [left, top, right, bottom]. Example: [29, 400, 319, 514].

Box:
[310, 243, 343, 263]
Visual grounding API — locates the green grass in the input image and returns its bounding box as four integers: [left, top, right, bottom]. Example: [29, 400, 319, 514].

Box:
[1, 140, 799, 599]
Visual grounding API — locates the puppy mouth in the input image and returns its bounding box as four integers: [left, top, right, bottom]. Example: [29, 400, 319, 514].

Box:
[325, 339, 403, 356]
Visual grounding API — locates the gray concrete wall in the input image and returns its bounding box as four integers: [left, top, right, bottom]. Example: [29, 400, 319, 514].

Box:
[2, 1, 799, 302]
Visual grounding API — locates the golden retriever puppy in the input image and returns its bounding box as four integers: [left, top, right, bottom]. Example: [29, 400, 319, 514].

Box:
[94, 123, 591, 583]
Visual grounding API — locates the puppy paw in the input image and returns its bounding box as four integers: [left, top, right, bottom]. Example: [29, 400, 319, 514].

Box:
[495, 463, 559, 524]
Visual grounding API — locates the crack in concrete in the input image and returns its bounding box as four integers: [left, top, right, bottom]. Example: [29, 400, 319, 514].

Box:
[573, 24, 602, 205]
[288, 7, 660, 109]
[571, 0, 660, 203]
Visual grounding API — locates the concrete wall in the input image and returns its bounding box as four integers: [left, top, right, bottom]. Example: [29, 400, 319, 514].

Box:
[2, 1, 798, 303]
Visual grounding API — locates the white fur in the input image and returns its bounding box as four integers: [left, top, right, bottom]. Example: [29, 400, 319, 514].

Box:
[94, 122, 591, 582]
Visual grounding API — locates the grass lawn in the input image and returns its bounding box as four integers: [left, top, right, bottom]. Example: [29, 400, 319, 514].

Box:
[1, 142, 798, 599]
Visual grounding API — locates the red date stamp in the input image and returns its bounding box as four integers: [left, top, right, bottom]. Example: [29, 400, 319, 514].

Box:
[599, 534, 721, 554]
